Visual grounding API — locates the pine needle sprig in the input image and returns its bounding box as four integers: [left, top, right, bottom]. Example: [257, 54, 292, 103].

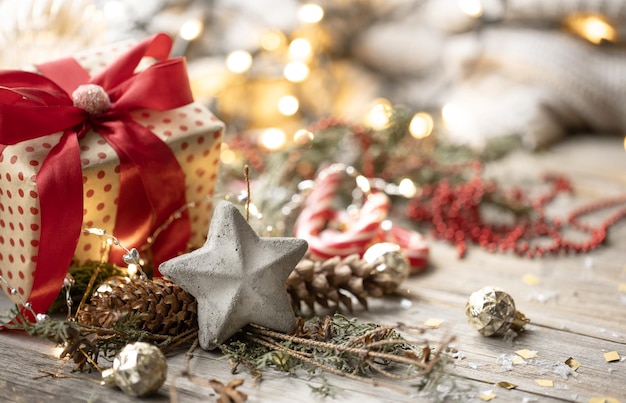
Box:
[218, 314, 454, 396]
[7, 307, 198, 371]
[48, 261, 126, 313]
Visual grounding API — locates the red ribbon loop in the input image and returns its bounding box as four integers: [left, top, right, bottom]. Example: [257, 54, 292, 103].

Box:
[0, 33, 193, 318]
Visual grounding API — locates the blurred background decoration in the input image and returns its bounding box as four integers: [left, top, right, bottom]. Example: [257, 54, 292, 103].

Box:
[3, 0, 626, 233]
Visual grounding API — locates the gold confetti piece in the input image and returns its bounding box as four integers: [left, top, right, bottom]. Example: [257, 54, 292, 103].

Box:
[512, 356, 525, 365]
[619, 283, 626, 293]
[495, 381, 517, 390]
[515, 349, 538, 359]
[565, 357, 581, 371]
[604, 351, 620, 362]
[522, 273, 540, 285]
[424, 318, 445, 328]
[589, 398, 623, 403]
[534, 379, 554, 387]
[479, 392, 497, 401]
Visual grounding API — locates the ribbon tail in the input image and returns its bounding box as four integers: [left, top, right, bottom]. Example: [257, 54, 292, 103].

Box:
[99, 119, 190, 272]
[28, 132, 83, 317]
[105, 142, 154, 266]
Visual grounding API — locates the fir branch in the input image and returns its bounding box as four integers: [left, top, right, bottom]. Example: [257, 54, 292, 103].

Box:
[9, 311, 198, 371]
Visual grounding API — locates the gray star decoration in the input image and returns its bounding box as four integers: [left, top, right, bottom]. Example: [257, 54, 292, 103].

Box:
[159, 201, 308, 350]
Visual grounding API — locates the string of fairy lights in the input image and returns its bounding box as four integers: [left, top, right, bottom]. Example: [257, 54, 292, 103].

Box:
[177, 1, 440, 158]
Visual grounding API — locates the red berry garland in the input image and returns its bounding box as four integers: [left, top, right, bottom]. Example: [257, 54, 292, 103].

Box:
[224, 116, 625, 260]
[406, 163, 626, 258]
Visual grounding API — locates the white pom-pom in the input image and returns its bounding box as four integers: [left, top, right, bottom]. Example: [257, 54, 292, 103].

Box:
[72, 84, 111, 114]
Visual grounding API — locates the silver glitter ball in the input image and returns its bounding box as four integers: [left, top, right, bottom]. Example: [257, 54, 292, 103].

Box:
[102, 342, 167, 397]
[363, 242, 410, 290]
[465, 286, 530, 337]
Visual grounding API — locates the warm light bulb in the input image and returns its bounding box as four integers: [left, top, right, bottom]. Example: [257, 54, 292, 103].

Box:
[226, 50, 253, 74]
[581, 16, 617, 44]
[248, 203, 261, 220]
[127, 263, 138, 277]
[381, 219, 393, 232]
[364, 99, 393, 130]
[278, 95, 299, 116]
[441, 102, 468, 131]
[179, 19, 203, 41]
[261, 31, 285, 51]
[220, 144, 236, 165]
[289, 38, 313, 61]
[298, 3, 324, 24]
[623, 135, 626, 150]
[409, 112, 434, 139]
[458, 0, 483, 17]
[356, 175, 371, 193]
[565, 13, 617, 44]
[85, 227, 106, 236]
[398, 178, 418, 198]
[293, 129, 314, 145]
[284, 61, 310, 82]
[260, 128, 287, 150]
[51, 345, 66, 358]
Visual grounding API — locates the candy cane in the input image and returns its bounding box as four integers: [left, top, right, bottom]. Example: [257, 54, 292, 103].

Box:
[295, 164, 429, 271]
[295, 165, 389, 259]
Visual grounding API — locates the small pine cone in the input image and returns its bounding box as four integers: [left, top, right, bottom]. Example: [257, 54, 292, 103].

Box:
[77, 277, 198, 336]
[286, 252, 393, 314]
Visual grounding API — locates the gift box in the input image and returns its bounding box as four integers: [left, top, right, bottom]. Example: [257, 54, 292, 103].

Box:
[0, 34, 223, 313]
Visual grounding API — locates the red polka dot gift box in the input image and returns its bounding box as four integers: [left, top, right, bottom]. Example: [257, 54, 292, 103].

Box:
[0, 34, 223, 314]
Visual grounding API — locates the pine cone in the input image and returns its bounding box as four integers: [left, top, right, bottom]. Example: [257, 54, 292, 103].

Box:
[286, 252, 399, 314]
[77, 277, 198, 336]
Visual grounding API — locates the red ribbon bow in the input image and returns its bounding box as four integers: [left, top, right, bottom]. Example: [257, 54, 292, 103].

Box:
[0, 34, 193, 317]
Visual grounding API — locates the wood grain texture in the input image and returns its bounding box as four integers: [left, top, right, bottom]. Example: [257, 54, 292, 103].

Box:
[1, 135, 625, 402]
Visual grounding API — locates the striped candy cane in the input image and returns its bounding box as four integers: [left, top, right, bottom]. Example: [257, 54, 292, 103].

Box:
[295, 164, 390, 260]
[294, 164, 429, 272]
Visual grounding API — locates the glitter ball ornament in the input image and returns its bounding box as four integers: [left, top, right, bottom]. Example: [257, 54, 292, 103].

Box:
[465, 286, 530, 337]
[363, 242, 410, 290]
[101, 342, 167, 397]
[72, 83, 111, 114]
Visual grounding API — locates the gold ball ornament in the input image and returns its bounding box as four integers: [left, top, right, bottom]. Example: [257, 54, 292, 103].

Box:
[465, 286, 530, 337]
[363, 242, 410, 291]
[101, 342, 167, 397]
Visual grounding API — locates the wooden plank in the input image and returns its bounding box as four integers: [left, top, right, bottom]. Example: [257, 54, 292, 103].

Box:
[413, 243, 626, 343]
[362, 289, 626, 402]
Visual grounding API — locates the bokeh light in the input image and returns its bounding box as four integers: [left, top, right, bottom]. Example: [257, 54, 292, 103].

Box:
[226, 50, 253, 73]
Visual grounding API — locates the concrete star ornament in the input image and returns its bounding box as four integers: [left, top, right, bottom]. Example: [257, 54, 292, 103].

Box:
[159, 201, 308, 350]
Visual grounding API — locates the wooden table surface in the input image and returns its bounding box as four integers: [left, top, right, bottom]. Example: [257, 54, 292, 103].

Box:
[1, 135, 625, 402]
